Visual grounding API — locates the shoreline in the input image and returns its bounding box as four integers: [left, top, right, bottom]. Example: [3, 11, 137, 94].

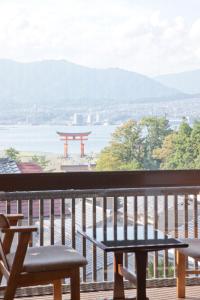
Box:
[0, 150, 98, 172]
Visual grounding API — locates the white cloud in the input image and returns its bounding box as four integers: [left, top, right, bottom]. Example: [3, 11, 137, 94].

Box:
[0, 0, 200, 75]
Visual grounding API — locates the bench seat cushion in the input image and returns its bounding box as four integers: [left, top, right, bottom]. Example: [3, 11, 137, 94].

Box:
[7, 245, 87, 273]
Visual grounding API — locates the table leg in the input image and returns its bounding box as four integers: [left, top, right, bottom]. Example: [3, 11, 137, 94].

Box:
[113, 252, 125, 300]
[135, 251, 148, 300]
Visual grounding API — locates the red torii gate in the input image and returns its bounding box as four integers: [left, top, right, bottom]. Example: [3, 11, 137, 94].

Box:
[57, 131, 91, 158]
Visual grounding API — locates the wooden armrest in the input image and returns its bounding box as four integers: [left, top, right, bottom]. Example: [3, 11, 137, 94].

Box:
[2, 226, 37, 233]
[5, 214, 24, 221]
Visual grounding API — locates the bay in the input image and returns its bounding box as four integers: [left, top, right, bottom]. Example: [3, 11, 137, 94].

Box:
[0, 124, 117, 155]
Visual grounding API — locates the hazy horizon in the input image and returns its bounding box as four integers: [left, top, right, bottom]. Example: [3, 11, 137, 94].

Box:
[0, 0, 200, 76]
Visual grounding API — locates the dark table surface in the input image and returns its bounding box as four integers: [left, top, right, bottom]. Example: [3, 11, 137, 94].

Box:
[78, 224, 188, 252]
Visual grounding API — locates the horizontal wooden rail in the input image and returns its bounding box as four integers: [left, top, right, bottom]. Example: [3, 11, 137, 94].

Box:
[0, 170, 200, 191]
[0, 186, 200, 201]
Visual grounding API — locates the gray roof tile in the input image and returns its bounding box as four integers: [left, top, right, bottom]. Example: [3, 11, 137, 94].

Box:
[0, 158, 20, 174]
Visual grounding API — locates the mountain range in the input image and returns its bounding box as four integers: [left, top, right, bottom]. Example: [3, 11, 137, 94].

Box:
[156, 69, 200, 94]
[0, 59, 182, 108]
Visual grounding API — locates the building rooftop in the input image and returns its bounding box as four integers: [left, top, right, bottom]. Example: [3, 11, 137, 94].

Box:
[18, 162, 43, 173]
[0, 157, 20, 174]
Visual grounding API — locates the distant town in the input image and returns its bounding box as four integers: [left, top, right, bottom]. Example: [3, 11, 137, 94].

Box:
[1, 96, 200, 128]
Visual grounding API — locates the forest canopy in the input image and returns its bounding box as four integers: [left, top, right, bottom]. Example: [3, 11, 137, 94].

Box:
[96, 117, 199, 170]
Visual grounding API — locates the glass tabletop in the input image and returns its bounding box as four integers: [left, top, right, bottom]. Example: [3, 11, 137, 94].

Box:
[77, 224, 188, 252]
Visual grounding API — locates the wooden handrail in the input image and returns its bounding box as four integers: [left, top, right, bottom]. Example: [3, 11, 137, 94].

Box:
[1, 226, 38, 233]
[0, 170, 200, 191]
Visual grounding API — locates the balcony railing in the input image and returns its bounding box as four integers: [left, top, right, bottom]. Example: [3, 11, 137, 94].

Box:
[0, 170, 200, 298]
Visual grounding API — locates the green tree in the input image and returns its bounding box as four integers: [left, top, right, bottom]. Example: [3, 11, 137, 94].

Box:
[5, 147, 20, 162]
[153, 119, 194, 169]
[96, 120, 144, 171]
[140, 116, 172, 169]
[97, 117, 200, 171]
[96, 147, 122, 171]
[153, 132, 177, 169]
[190, 121, 200, 167]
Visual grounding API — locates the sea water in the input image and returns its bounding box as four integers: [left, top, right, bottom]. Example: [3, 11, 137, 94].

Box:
[0, 124, 117, 155]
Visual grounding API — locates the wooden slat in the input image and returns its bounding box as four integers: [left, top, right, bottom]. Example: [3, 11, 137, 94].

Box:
[123, 196, 128, 268]
[174, 195, 178, 238]
[144, 195, 149, 278]
[39, 199, 44, 246]
[193, 194, 198, 271]
[123, 196, 128, 240]
[134, 196, 138, 240]
[113, 197, 117, 241]
[92, 197, 97, 282]
[61, 198, 65, 245]
[173, 195, 178, 277]
[153, 195, 158, 278]
[134, 196, 138, 275]
[184, 194, 189, 271]
[103, 197, 108, 281]
[71, 198, 76, 249]
[144, 196, 148, 240]
[164, 195, 168, 277]
[184, 194, 189, 239]
[28, 199, 33, 247]
[6, 199, 10, 214]
[17, 199, 22, 215]
[28, 199, 33, 226]
[193, 194, 198, 238]
[50, 198, 54, 245]
[82, 198, 86, 282]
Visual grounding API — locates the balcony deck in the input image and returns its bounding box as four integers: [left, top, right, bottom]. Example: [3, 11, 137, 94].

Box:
[15, 286, 200, 299]
[1, 171, 200, 300]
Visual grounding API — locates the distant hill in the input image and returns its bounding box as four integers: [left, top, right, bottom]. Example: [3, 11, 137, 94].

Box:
[0, 59, 180, 108]
[156, 69, 200, 94]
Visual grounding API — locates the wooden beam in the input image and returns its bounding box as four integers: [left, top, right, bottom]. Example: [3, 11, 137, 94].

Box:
[186, 269, 200, 275]
[0, 170, 200, 191]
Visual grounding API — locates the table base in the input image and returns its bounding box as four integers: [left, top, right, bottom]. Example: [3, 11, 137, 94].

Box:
[113, 251, 148, 300]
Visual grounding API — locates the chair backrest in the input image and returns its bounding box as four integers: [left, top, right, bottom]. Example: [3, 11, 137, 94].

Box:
[0, 214, 37, 279]
[0, 215, 10, 230]
[0, 214, 10, 270]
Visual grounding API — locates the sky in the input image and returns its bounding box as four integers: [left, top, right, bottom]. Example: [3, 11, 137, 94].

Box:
[0, 0, 200, 76]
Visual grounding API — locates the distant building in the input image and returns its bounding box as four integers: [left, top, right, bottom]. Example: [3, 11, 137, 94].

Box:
[94, 112, 100, 124]
[18, 162, 43, 173]
[60, 163, 96, 172]
[86, 113, 93, 124]
[73, 113, 84, 125]
[0, 158, 20, 174]
[86, 112, 101, 125]
[0, 157, 43, 174]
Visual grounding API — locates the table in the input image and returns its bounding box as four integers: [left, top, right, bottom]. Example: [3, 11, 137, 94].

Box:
[78, 225, 188, 300]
